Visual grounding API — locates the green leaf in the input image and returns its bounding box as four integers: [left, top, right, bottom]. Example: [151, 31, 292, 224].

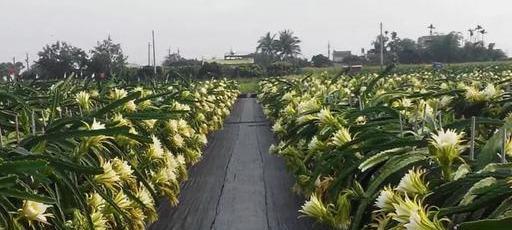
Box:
[0, 91, 29, 109]
[0, 160, 48, 174]
[15, 154, 103, 175]
[0, 176, 18, 189]
[427, 172, 501, 207]
[358, 147, 411, 172]
[135, 91, 178, 103]
[363, 64, 395, 98]
[489, 196, 512, 218]
[21, 126, 130, 147]
[0, 188, 55, 204]
[124, 111, 188, 120]
[476, 123, 512, 169]
[92, 91, 141, 117]
[351, 151, 428, 230]
[459, 217, 512, 230]
[444, 117, 504, 130]
[438, 181, 512, 216]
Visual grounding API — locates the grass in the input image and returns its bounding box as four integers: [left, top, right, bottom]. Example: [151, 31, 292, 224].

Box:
[236, 78, 260, 93]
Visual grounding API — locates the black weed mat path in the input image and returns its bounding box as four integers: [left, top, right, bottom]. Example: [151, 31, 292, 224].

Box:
[150, 98, 319, 230]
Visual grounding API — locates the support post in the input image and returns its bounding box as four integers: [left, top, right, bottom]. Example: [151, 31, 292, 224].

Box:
[399, 113, 404, 138]
[15, 115, 20, 144]
[0, 126, 3, 147]
[470, 116, 476, 161]
[502, 128, 508, 163]
[31, 110, 36, 135]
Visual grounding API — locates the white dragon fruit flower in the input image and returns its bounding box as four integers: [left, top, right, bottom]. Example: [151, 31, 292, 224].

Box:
[396, 168, 429, 196]
[331, 127, 352, 147]
[299, 194, 329, 221]
[19, 200, 53, 224]
[375, 186, 397, 212]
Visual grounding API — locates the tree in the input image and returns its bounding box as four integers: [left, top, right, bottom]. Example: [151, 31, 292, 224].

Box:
[396, 39, 421, 64]
[488, 46, 507, 61]
[468, 29, 475, 42]
[370, 34, 389, 54]
[256, 32, 277, 56]
[21, 63, 43, 80]
[363, 27, 507, 64]
[343, 55, 365, 65]
[0, 62, 24, 79]
[162, 53, 201, 67]
[252, 52, 276, 67]
[198, 62, 222, 79]
[36, 41, 88, 79]
[368, 31, 398, 64]
[386, 31, 401, 63]
[311, 54, 332, 67]
[88, 36, 127, 76]
[427, 32, 463, 63]
[276, 30, 301, 59]
[479, 29, 487, 44]
[255, 30, 302, 66]
[163, 53, 184, 65]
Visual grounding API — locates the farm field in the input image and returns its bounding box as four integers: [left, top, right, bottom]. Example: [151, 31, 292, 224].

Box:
[5, 63, 512, 229]
[258, 64, 512, 229]
[3, 0, 512, 229]
[303, 60, 512, 75]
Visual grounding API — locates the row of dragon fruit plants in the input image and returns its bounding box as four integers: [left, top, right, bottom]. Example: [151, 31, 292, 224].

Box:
[0, 76, 239, 229]
[259, 66, 512, 229]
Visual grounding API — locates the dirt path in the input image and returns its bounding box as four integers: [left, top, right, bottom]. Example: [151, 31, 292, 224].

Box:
[150, 98, 315, 230]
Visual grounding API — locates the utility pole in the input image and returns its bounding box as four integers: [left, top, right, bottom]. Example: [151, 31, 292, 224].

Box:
[327, 41, 331, 60]
[25, 53, 30, 70]
[380, 22, 384, 70]
[12, 57, 16, 81]
[147, 42, 151, 66]
[152, 30, 157, 74]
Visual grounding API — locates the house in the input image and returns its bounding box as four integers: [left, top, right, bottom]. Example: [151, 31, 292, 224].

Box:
[332, 50, 352, 63]
[126, 63, 141, 68]
[205, 52, 255, 65]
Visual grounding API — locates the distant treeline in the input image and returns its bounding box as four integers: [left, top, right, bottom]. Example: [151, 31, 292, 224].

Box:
[1, 28, 508, 80]
[312, 31, 507, 67]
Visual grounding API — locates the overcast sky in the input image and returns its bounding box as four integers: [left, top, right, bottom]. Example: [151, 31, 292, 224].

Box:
[1, 0, 511, 65]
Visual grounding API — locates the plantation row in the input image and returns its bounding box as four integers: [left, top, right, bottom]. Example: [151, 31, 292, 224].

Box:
[259, 66, 512, 229]
[0, 77, 239, 229]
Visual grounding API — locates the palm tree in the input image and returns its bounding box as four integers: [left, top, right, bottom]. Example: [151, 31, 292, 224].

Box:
[256, 32, 277, 56]
[276, 30, 301, 59]
[480, 29, 487, 45]
[468, 29, 474, 42]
